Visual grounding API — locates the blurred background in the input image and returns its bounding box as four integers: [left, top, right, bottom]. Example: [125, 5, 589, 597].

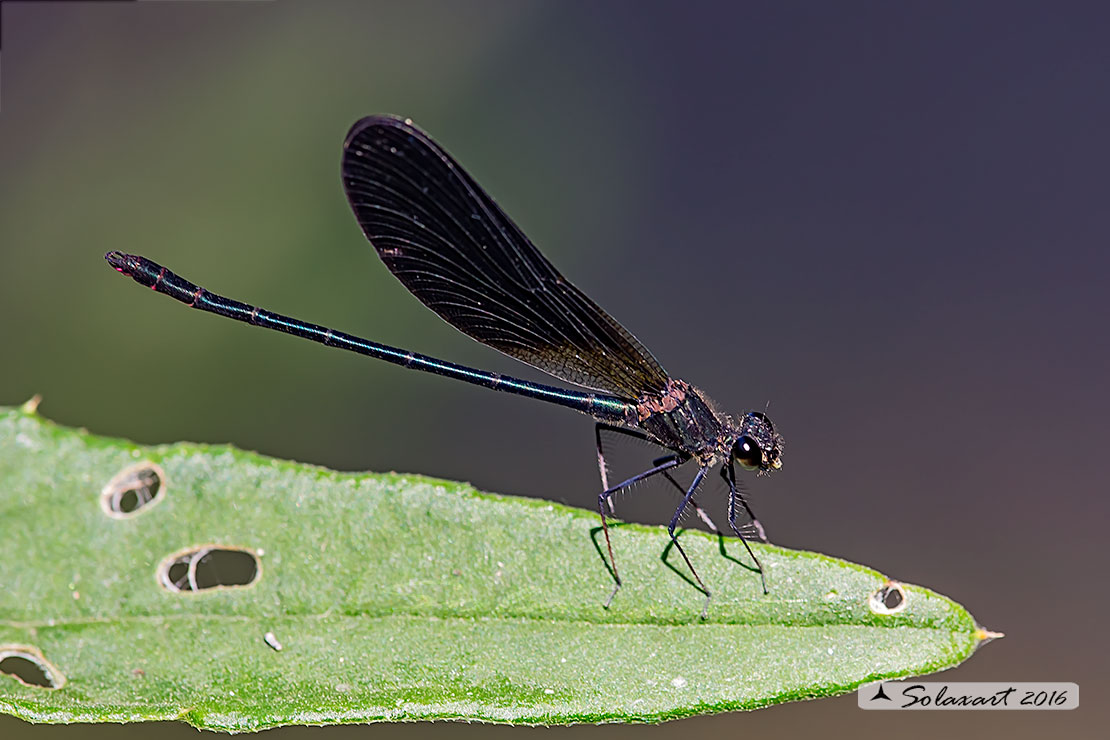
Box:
[1, 0, 1106, 737]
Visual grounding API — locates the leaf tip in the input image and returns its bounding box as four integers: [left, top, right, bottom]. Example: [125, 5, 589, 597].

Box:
[974, 628, 1004, 644]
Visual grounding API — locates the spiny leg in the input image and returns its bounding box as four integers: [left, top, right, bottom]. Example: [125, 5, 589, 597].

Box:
[596, 423, 625, 514]
[598, 456, 683, 609]
[666, 465, 713, 618]
[720, 462, 768, 543]
[656, 457, 720, 532]
[721, 461, 769, 594]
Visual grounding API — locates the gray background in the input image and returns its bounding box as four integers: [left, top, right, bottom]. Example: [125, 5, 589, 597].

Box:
[1, 1, 1105, 737]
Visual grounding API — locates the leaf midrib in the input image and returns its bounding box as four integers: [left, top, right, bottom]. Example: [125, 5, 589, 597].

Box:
[1, 611, 952, 631]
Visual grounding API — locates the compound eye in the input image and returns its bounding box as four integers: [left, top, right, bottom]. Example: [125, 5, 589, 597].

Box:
[733, 436, 763, 471]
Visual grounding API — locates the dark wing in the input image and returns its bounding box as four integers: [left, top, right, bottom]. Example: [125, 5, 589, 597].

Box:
[341, 115, 669, 400]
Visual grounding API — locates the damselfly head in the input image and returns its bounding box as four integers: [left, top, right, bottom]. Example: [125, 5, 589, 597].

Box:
[732, 411, 783, 474]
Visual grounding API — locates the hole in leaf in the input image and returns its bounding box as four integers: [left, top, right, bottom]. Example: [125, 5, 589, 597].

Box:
[0, 656, 51, 687]
[101, 462, 165, 518]
[158, 546, 260, 592]
[0, 646, 65, 689]
[869, 580, 908, 614]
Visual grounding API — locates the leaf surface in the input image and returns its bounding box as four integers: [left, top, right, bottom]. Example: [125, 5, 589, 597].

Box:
[0, 404, 996, 730]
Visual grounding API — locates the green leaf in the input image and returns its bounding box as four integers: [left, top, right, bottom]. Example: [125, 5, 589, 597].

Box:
[0, 401, 998, 730]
